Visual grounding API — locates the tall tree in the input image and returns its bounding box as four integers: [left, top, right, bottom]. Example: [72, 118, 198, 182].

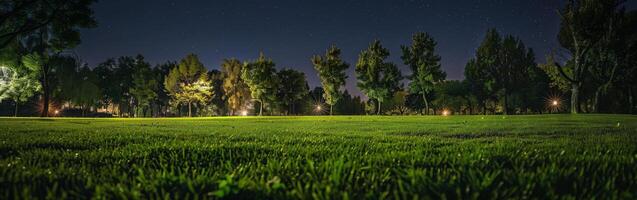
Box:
[355, 40, 402, 115]
[401, 32, 446, 115]
[129, 55, 157, 117]
[164, 53, 211, 117]
[311, 45, 349, 115]
[276, 68, 308, 115]
[2, 0, 97, 117]
[464, 59, 493, 114]
[151, 62, 175, 117]
[554, 0, 624, 113]
[468, 29, 539, 114]
[221, 58, 250, 115]
[241, 53, 279, 116]
[207, 69, 226, 116]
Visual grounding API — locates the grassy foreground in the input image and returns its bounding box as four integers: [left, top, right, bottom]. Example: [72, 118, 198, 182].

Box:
[0, 115, 636, 199]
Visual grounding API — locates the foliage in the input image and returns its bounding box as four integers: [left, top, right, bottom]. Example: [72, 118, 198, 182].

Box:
[467, 29, 543, 114]
[355, 40, 402, 114]
[129, 55, 157, 117]
[164, 54, 212, 117]
[275, 68, 307, 115]
[401, 32, 446, 114]
[221, 58, 251, 115]
[0, 0, 97, 49]
[311, 45, 349, 115]
[241, 53, 279, 116]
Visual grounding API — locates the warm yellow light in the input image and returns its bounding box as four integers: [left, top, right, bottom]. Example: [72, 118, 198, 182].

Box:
[552, 100, 558, 106]
[316, 105, 321, 111]
[241, 110, 248, 116]
[54, 110, 59, 115]
[442, 110, 449, 116]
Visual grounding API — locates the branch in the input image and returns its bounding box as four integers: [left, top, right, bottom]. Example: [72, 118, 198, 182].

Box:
[553, 62, 576, 83]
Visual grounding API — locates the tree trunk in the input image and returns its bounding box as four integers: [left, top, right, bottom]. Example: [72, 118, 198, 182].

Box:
[188, 102, 192, 117]
[571, 83, 580, 114]
[330, 104, 333, 115]
[377, 100, 382, 115]
[593, 87, 603, 113]
[14, 102, 18, 117]
[259, 100, 263, 116]
[628, 87, 634, 114]
[40, 76, 49, 117]
[422, 92, 429, 115]
[503, 89, 508, 115]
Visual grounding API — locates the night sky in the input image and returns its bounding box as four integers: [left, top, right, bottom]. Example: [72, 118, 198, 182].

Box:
[75, 0, 637, 97]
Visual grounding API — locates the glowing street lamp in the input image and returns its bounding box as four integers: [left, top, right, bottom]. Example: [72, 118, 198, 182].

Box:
[552, 100, 559, 106]
[316, 105, 321, 111]
[241, 110, 248, 116]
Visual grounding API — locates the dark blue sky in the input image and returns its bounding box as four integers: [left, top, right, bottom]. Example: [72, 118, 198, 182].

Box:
[75, 0, 636, 97]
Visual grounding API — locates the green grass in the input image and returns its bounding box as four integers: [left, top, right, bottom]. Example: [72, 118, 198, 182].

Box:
[0, 115, 636, 199]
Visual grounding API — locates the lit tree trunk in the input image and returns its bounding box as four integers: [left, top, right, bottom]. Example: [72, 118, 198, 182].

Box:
[259, 99, 263, 116]
[188, 102, 192, 117]
[377, 100, 382, 115]
[593, 87, 603, 113]
[422, 92, 429, 115]
[571, 83, 580, 114]
[330, 104, 333, 115]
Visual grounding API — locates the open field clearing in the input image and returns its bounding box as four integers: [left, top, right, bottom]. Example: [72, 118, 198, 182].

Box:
[1, 115, 636, 199]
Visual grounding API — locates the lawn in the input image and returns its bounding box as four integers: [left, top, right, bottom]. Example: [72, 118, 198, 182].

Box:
[0, 115, 636, 199]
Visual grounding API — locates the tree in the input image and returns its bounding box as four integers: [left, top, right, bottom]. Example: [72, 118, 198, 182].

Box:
[464, 59, 493, 114]
[1, 0, 97, 117]
[355, 40, 402, 115]
[241, 53, 279, 116]
[164, 54, 211, 117]
[204, 69, 226, 116]
[554, 0, 624, 114]
[0, 44, 41, 116]
[0, 67, 41, 116]
[151, 62, 175, 117]
[311, 45, 349, 115]
[173, 75, 213, 117]
[221, 58, 250, 115]
[401, 32, 446, 115]
[73, 64, 101, 116]
[276, 68, 307, 115]
[0, 0, 97, 48]
[468, 29, 539, 114]
[129, 55, 157, 117]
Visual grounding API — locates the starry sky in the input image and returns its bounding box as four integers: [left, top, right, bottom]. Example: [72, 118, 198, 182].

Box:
[75, 0, 637, 97]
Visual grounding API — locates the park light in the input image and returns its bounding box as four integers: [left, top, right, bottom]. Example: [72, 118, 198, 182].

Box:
[54, 110, 59, 116]
[241, 110, 248, 116]
[316, 105, 321, 111]
[442, 109, 450, 116]
[552, 100, 559, 106]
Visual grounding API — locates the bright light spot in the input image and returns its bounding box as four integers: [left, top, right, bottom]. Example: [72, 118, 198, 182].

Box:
[241, 110, 248, 116]
[442, 110, 449, 116]
[552, 100, 559, 106]
[316, 105, 321, 111]
[54, 110, 59, 114]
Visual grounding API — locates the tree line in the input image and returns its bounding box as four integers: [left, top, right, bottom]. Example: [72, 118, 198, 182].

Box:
[0, 0, 635, 117]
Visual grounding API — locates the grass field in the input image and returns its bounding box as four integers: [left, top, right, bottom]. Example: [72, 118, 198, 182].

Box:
[0, 115, 636, 199]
